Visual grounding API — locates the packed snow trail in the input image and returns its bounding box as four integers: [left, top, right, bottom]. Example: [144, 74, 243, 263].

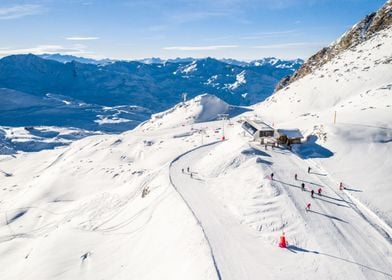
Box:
[170, 142, 310, 279]
[170, 140, 392, 279]
[265, 145, 392, 279]
[170, 142, 275, 279]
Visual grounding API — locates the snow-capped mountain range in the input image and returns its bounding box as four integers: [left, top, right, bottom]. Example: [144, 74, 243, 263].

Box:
[0, 54, 301, 131]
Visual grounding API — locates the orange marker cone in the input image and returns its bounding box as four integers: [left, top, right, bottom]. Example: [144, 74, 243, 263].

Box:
[279, 233, 287, 248]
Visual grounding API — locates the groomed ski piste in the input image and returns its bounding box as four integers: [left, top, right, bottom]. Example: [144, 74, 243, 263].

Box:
[1, 27, 392, 280]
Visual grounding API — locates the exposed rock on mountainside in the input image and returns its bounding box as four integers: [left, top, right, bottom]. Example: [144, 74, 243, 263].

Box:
[275, 0, 392, 91]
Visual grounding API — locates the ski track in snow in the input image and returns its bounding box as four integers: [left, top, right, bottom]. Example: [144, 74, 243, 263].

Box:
[170, 141, 392, 280]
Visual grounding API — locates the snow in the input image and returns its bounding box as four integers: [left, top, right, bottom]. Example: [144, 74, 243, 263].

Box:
[227, 70, 246, 90]
[0, 126, 99, 153]
[0, 126, 221, 280]
[173, 61, 198, 75]
[141, 94, 230, 130]
[277, 128, 304, 138]
[181, 61, 198, 74]
[94, 116, 132, 125]
[1, 82, 392, 279]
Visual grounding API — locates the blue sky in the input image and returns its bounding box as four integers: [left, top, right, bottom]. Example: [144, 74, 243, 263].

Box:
[0, 0, 386, 60]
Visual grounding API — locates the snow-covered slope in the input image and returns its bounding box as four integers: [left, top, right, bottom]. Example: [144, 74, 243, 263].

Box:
[1, 93, 391, 279]
[276, 0, 392, 90]
[0, 125, 224, 280]
[252, 27, 392, 225]
[141, 94, 232, 130]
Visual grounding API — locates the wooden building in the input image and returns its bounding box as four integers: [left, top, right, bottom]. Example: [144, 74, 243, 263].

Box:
[276, 129, 304, 145]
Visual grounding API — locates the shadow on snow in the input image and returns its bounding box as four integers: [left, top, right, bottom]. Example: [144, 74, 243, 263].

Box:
[293, 135, 333, 159]
[286, 245, 392, 278]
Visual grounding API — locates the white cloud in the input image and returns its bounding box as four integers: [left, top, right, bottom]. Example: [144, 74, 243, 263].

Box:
[0, 44, 90, 56]
[0, 4, 45, 20]
[164, 45, 238, 51]
[66, 37, 100, 41]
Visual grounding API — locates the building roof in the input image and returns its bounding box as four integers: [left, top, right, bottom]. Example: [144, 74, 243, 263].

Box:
[246, 119, 274, 131]
[277, 129, 303, 138]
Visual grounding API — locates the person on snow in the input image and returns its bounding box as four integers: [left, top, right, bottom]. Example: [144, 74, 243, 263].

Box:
[294, 173, 298, 180]
[306, 203, 311, 211]
[190, 172, 193, 178]
[339, 182, 344, 190]
[271, 173, 274, 180]
[308, 166, 311, 173]
[311, 189, 314, 198]
[182, 168, 184, 173]
[301, 183, 305, 191]
[318, 187, 322, 196]
[187, 167, 190, 172]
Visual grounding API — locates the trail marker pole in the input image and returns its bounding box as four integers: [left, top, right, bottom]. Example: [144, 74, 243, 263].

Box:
[217, 114, 229, 141]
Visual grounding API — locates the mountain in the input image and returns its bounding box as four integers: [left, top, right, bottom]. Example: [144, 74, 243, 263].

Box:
[275, 0, 392, 91]
[0, 54, 301, 133]
[137, 57, 195, 64]
[38, 53, 114, 65]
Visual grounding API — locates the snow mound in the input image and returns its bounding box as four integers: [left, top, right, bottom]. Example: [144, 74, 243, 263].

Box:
[141, 94, 230, 130]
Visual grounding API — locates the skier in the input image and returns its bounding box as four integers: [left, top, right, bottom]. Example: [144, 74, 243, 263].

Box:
[301, 182, 305, 191]
[306, 203, 311, 211]
[294, 173, 298, 180]
[190, 172, 193, 178]
[318, 187, 322, 196]
[187, 167, 190, 172]
[339, 182, 344, 190]
[182, 168, 184, 173]
[271, 173, 274, 180]
[308, 166, 311, 173]
[311, 189, 314, 198]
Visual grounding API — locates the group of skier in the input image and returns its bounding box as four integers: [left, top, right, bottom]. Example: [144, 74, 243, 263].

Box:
[182, 166, 193, 178]
[270, 167, 326, 212]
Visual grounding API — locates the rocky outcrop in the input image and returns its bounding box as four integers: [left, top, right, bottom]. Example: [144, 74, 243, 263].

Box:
[275, 0, 392, 92]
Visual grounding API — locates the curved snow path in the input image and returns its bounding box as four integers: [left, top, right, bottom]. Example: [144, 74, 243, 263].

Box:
[170, 141, 392, 279]
[170, 142, 284, 280]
